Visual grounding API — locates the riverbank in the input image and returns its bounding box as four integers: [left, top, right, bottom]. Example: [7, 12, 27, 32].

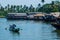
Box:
[0, 16, 5, 18]
[1, 12, 60, 22]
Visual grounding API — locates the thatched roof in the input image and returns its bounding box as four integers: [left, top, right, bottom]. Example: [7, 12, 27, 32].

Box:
[34, 14, 44, 16]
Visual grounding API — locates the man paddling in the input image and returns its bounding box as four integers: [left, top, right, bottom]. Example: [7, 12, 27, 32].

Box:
[12, 24, 16, 29]
[9, 24, 16, 31]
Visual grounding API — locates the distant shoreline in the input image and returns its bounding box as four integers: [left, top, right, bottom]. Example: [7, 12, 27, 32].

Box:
[0, 16, 5, 18]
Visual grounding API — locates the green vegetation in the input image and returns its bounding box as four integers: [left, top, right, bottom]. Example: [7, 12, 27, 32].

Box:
[0, 0, 60, 17]
[41, 1, 60, 13]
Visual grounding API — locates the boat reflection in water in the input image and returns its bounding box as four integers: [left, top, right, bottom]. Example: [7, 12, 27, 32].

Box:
[52, 30, 60, 39]
[51, 20, 60, 30]
[51, 23, 60, 29]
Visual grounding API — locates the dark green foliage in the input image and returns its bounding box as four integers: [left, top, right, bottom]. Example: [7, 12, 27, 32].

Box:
[51, 1, 54, 5]
[41, 0, 45, 3]
[0, 1, 60, 16]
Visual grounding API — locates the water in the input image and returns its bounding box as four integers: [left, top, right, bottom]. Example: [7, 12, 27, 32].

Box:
[0, 18, 60, 40]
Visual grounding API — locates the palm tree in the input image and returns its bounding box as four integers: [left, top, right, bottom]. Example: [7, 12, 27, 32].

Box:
[19, 5, 23, 12]
[0, 6, 4, 11]
[51, 1, 54, 5]
[51, 1, 55, 12]
[23, 5, 27, 12]
[36, 3, 41, 12]
[41, 0, 45, 3]
[29, 5, 34, 12]
[11, 5, 14, 12]
[13, 5, 16, 12]
[5, 6, 7, 11]
[20, 5, 22, 8]
[41, 0, 45, 12]
[16, 5, 20, 13]
[25, 6, 29, 12]
[7, 4, 10, 10]
[0, 4, 1, 9]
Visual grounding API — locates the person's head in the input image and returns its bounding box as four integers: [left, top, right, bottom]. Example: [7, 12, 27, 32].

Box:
[13, 24, 16, 27]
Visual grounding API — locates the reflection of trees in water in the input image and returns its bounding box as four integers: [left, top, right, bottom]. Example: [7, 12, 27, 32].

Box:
[52, 30, 60, 40]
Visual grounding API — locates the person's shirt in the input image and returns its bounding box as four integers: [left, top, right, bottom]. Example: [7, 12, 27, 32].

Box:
[13, 24, 16, 27]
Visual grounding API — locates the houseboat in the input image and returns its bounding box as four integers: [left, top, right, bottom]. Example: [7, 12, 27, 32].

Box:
[34, 13, 45, 20]
[44, 14, 56, 22]
[6, 13, 28, 20]
[51, 12, 60, 21]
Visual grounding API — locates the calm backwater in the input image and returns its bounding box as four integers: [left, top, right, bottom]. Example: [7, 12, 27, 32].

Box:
[0, 18, 60, 40]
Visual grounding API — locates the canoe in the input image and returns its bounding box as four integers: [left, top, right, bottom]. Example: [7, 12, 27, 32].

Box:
[9, 28, 20, 32]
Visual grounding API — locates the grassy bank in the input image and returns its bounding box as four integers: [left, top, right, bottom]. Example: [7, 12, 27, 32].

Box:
[0, 16, 5, 18]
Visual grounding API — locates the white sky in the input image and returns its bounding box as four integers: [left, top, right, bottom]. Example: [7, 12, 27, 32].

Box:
[0, 0, 57, 7]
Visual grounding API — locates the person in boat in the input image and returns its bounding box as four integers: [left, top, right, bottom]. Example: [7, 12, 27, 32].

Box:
[12, 24, 16, 28]
[10, 24, 16, 30]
